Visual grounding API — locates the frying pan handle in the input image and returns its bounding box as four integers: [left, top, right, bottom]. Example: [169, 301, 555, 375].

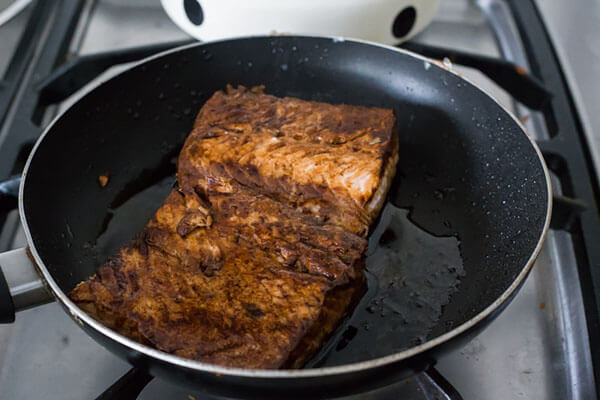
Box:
[0, 247, 53, 323]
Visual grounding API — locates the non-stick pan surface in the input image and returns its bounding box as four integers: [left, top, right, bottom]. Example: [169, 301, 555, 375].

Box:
[18, 36, 550, 398]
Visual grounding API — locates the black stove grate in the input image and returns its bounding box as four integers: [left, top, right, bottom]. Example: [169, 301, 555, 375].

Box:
[0, 0, 84, 179]
[507, 0, 600, 393]
[0, 0, 84, 243]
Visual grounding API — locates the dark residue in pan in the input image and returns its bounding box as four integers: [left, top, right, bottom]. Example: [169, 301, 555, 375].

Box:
[309, 203, 464, 367]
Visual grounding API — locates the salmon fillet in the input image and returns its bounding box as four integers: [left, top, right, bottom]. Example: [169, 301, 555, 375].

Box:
[70, 85, 398, 368]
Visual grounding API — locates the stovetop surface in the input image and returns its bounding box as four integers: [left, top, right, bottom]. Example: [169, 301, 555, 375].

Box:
[0, 0, 594, 399]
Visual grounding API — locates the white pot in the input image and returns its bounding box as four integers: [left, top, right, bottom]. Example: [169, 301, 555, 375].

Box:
[161, 0, 439, 44]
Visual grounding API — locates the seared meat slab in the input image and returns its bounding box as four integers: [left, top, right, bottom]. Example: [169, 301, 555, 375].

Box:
[70, 86, 398, 368]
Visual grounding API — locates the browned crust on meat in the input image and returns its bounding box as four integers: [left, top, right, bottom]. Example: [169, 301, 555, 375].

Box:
[179, 85, 396, 235]
[283, 270, 367, 369]
[69, 85, 397, 369]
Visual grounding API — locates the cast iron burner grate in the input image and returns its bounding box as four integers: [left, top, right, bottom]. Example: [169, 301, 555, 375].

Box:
[0, 0, 598, 398]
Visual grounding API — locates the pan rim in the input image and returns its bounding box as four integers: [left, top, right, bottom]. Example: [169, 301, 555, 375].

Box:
[18, 35, 553, 379]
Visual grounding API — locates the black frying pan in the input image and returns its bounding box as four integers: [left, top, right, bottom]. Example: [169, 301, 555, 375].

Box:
[0, 36, 551, 399]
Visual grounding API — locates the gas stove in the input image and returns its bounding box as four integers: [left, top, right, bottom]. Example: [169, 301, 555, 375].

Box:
[0, 1, 598, 399]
